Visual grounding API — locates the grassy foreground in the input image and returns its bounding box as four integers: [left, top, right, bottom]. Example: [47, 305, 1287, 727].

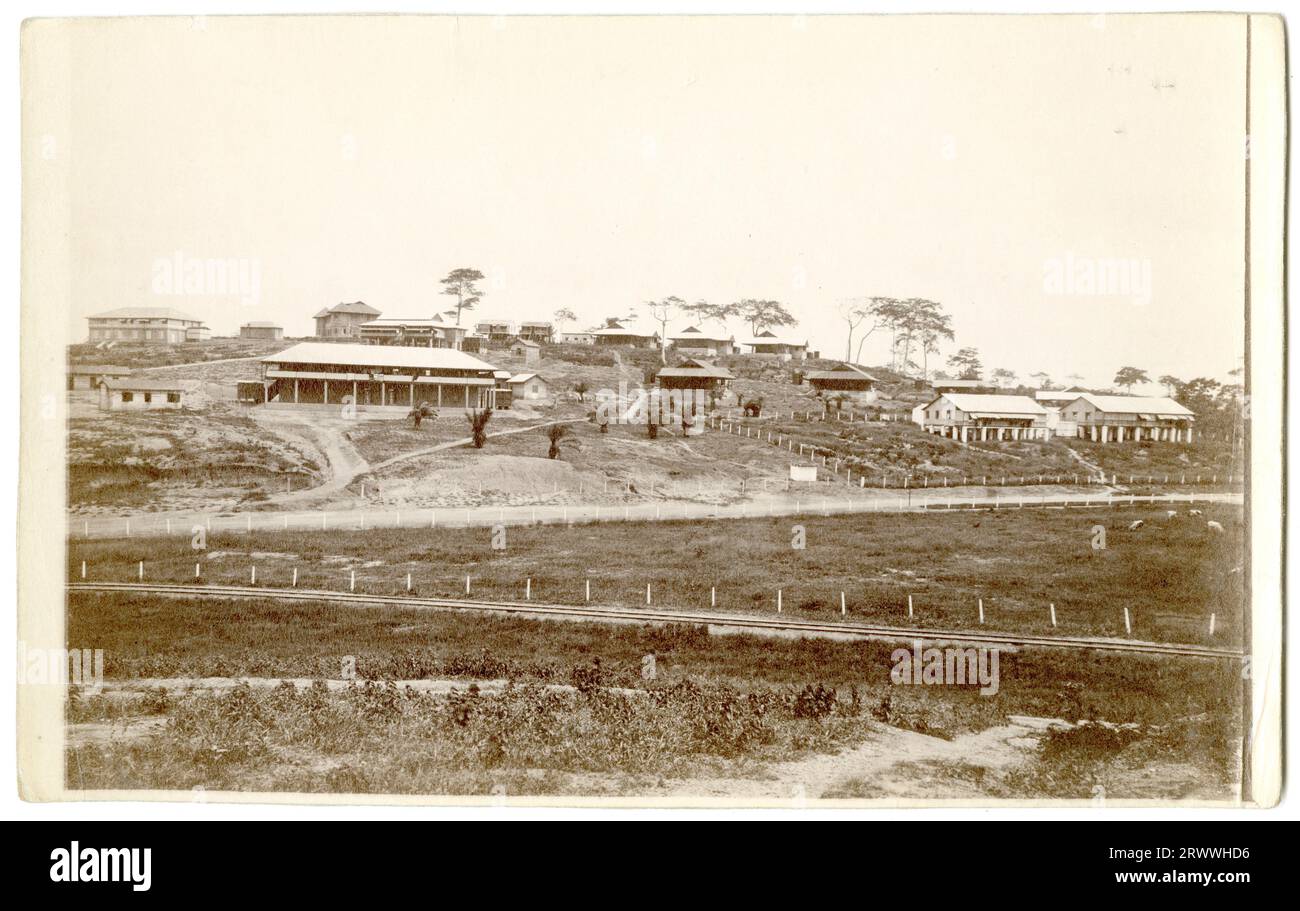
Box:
[70, 504, 1246, 645]
[66, 593, 1242, 798]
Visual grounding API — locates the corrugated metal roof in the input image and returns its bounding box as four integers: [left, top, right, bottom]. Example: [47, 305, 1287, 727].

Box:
[102, 377, 188, 391]
[658, 358, 733, 379]
[1069, 393, 1194, 417]
[262, 342, 498, 373]
[739, 335, 807, 348]
[807, 364, 877, 382]
[670, 326, 733, 343]
[69, 365, 132, 375]
[322, 301, 381, 316]
[593, 323, 657, 337]
[88, 307, 204, 322]
[939, 393, 1047, 416]
[508, 373, 544, 384]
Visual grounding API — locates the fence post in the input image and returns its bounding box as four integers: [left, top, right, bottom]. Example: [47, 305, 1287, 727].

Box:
[1209, 613, 1216, 636]
[138, 561, 143, 581]
[1123, 607, 1132, 635]
[711, 586, 716, 607]
[350, 570, 355, 591]
[1049, 603, 1056, 627]
[292, 567, 297, 588]
[81, 561, 87, 579]
[526, 578, 531, 600]
[777, 589, 782, 613]
[978, 598, 984, 624]
[407, 572, 412, 592]
[646, 583, 651, 605]
[908, 594, 913, 619]
[466, 575, 471, 595]
[840, 592, 846, 615]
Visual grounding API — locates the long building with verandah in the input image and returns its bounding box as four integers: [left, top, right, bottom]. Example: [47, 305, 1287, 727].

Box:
[258, 342, 502, 413]
[1059, 394, 1196, 442]
[919, 393, 1049, 441]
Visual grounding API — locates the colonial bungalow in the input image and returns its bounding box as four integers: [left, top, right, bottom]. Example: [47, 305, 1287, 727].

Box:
[68, 364, 132, 391]
[509, 337, 541, 364]
[560, 331, 595, 345]
[738, 331, 808, 360]
[99, 377, 187, 412]
[358, 316, 467, 349]
[669, 326, 735, 356]
[929, 378, 996, 395]
[805, 363, 878, 402]
[474, 320, 516, 343]
[517, 322, 554, 344]
[592, 320, 659, 348]
[240, 322, 283, 340]
[314, 301, 381, 338]
[87, 307, 209, 344]
[1059, 394, 1196, 442]
[919, 393, 1049, 442]
[508, 373, 550, 401]
[258, 342, 502, 412]
[655, 358, 734, 392]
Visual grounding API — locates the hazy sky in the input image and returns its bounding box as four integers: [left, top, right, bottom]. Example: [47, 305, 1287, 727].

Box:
[55, 14, 1248, 389]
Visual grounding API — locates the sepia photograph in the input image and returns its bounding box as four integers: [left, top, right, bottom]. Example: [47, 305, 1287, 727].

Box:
[15, 10, 1285, 815]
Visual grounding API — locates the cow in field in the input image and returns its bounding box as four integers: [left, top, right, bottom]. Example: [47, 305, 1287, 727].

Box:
[1207, 521, 1225, 534]
[1128, 520, 1144, 530]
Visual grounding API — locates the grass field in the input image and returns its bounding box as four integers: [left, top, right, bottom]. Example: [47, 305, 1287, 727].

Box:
[69, 503, 1245, 645]
[65, 590, 1242, 798]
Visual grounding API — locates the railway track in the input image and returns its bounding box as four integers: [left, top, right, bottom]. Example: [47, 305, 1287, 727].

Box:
[67, 581, 1244, 661]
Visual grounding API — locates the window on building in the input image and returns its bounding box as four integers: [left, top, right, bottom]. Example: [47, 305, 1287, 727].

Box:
[167, 393, 180, 403]
[143, 393, 152, 403]
[121, 392, 133, 402]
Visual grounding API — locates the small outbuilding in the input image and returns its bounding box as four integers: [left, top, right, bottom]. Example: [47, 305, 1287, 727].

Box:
[240, 322, 283, 340]
[805, 363, 878, 402]
[510, 338, 542, 364]
[508, 373, 549, 401]
[99, 377, 187, 412]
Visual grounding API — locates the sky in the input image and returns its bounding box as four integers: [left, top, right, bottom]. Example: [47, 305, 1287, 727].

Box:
[53, 14, 1248, 390]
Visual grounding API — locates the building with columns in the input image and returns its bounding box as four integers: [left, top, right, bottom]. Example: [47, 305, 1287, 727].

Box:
[1059, 394, 1196, 442]
[919, 393, 1049, 442]
[258, 342, 502, 413]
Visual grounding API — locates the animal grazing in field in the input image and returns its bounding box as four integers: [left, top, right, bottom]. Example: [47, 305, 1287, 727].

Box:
[1166, 510, 1178, 518]
[1206, 521, 1225, 534]
[1189, 509, 1203, 516]
[1127, 520, 1144, 530]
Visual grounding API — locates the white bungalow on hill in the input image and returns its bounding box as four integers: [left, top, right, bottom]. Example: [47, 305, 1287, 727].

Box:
[592, 320, 659, 348]
[669, 326, 735, 356]
[1059, 394, 1196, 442]
[919, 393, 1049, 441]
[738, 331, 808, 360]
